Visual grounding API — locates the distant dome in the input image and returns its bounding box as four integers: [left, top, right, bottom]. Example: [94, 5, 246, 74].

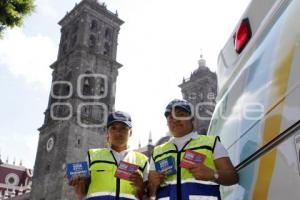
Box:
[189, 54, 211, 80]
[190, 66, 210, 80]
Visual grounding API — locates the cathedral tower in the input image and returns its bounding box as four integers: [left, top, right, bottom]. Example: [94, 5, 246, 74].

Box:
[30, 0, 124, 199]
[179, 54, 217, 134]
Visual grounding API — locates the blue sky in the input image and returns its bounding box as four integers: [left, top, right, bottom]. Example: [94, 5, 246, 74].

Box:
[0, 0, 251, 168]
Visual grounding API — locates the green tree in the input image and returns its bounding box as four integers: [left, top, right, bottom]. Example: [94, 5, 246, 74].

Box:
[0, 0, 35, 37]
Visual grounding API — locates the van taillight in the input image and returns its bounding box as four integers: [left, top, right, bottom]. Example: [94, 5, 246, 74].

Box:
[234, 18, 252, 54]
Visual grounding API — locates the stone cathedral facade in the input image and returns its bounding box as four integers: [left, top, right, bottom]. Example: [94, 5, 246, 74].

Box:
[30, 0, 124, 199]
[179, 55, 217, 134]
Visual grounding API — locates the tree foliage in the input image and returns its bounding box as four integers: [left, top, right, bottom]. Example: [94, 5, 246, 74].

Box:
[0, 0, 35, 36]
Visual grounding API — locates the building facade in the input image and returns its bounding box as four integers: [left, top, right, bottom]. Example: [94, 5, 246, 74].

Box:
[0, 159, 32, 200]
[30, 0, 124, 199]
[179, 55, 217, 134]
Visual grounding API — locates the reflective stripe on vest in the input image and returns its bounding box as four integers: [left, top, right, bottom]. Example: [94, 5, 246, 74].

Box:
[87, 148, 148, 200]
[86, 192, 138, 200]
[152, 135, 221, 200]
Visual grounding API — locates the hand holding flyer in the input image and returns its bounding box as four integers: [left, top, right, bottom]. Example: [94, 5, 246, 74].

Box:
[180, 150, 206, 168]
[155, 156, 176, 176]
[114, 161, 139, 180]
[66, 161, 90, 181]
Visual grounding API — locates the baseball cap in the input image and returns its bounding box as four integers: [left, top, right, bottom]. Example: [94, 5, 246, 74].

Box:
[107, 111, 132, 128]
[164, 99, 192, 117]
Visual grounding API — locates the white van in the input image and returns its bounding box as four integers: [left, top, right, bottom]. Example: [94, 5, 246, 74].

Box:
[207, 0, 300, 199]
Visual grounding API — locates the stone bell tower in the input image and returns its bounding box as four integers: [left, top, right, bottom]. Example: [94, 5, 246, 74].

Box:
[30, 0, 124, 199]
[179, 54, 217, 134]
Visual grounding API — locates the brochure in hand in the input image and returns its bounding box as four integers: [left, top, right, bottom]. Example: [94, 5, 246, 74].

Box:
[155, 156, 176, 176]
[180, 150, 206, 168]
[66, 161, 90, 181]
[114, 161, 139, 180]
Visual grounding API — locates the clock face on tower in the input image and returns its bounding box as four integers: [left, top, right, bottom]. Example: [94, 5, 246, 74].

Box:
[46, 136, 55, 152]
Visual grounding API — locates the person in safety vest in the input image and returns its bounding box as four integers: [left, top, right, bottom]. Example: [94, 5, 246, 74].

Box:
[69, 111, 149, 200]
[148, 99, 238, 200]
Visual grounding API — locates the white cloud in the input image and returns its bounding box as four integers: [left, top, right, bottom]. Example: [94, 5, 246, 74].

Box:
[0, 28, 56, 90]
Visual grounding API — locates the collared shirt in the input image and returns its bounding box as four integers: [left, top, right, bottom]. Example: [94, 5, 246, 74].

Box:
[108, 146, 130, 164]
[87, 146, 149, 181]
[149, 131, 228, 170]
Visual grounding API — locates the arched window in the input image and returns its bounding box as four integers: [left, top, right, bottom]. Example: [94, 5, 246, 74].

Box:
[90, 20, 97, 31]
[103, 42, 110, 56]
[82, 71, 94, 95]
[83, 77, 91, 95]
[62, 85, 70, 97]
[92, 105, 104, 123]
[99, 78, 105, 95]
[94, 77, 105, 95]
[53, 104, 65, 118]
[89, 35, 96, 48]
[105, 28, 112, 39]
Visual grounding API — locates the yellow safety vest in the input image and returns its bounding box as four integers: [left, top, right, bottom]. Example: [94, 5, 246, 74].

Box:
[86, 148, 148, 200]
[152, 135, 221, 200]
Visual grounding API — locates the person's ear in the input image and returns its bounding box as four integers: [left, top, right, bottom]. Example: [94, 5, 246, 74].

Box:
[129, 129, 132, 137]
